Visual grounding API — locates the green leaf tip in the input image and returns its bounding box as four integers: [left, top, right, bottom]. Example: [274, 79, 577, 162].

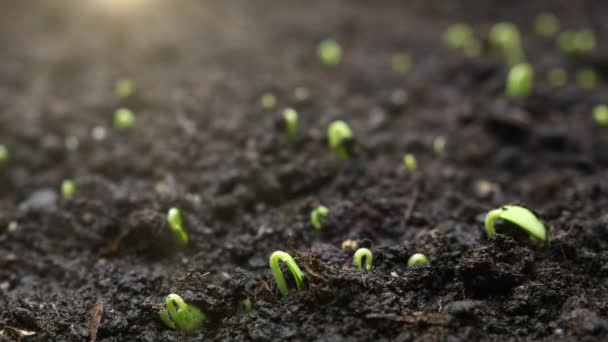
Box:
[506, 63, 534, 98]
[159, 294, 206, 332]
[327, 120, 353, 160]
[269, 251, 305, 297]
[484, 205, 547, 242]
[490, 22, 525, 65]
[593, 105, 608, 127]
[353, 248, 373, 272]
[283, 108, 298, 142]
[113, 108, 136, 129]
[167, 208, 189, 245]
[61, 179, 75, 199]
[407, 253, 429, 267]
[310, 205, 329, 230]
[402, 153, 417, 172]
[317, 38, 342, 66]
[115, 78, 135, 99]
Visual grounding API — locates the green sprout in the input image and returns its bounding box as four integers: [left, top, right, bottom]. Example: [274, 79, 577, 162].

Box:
[489, 22, 525, 65]
[391, 89, 408, 107]
[433, 136, 446, 156]
[484, 205, 547, 241]
[317, 38, 342, 66]
[269, 251, 305, 297]
[310, 205, 329, 230]
[506, 63, 534, 97]
[391, 53, 412, 74]
[167, 208, 189, 245]
[294, 87, 310, 102]
[0, 145, 8, 164]
[576, 67, 598, 89]
[61, 179, 75, 199]
[260, 93, 277, 109]
[283, 108, 298, 142]
[443, 23, 474, 49]
[407, 253, 429, 267]
[113, 108, 136, 130]
[573, 29, 596, 53]
[557, 30, 576, 53]
[238, 298, 253, 314]
[534, 13, 559, 37]
[115, 78, 135, 99]
[593, 105, 608, 127]
[547, 68, 567, 87]
[353, 248, 373, 272]
[327, 120, 353, 160]
[402, 153, 417, 172]
[159, 294, 206, 332]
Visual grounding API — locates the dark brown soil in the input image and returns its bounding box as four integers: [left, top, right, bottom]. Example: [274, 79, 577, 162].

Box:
[1, 0, 608, 340]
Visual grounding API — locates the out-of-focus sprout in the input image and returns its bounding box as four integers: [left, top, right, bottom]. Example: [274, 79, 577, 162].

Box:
[283, 108, 298, 142]
[115, 78, 135, 99]
[317, 38, 342, 66]
[557, 30, 576, 53]
[294, 87, 310, 102]
[261, 93, 277, 109]
[402, 153, 417, 172]
[310, 205, 329, 230]
[547, 68, 567, 87]
[391, 89, 408, 107]
[443, 23, 474, 49]
[61, 179, 75, 199]
[113, 108, 136, 130]
[534, 13, 559, 37]
[593, 105, 608, 127]
[576, 67, 598, 89]
[573, 29, 596, 53]
[328, 120, 353, 160]
[0, 145, 8, 164]
[391, 53, 412, 74]
[506, 63, 534, 97]
[167, 208, 189, 245]
[238, 298, 253, 314]
[433, 136, 446, 156]
[341, 239, 358, 250]
[490, 22, 525, 65]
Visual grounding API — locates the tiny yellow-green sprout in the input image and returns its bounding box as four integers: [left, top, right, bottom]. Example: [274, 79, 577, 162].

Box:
[317, 38, 342, 66]
[557, 30, 576, 53]
[443, 23, 474, 49]
[391, 89, 408, 107]
[534, 13, 559, 37]
[547, 68, 567, 87]
[407, 253, 429, 267]
[353, 248, 373, 272]
[159, 294, 206, 332]
[294, 87, 310, 102]
[113, 108, 135, 130]
[490, 22, 525, 65]
[506, 63, 534, 97]
[61, 179, 75, 199]
[484, 205, 546, 241]
[283, 108, 298, 142]
[260, 93, 277, 109]
[0, 145, 8, 164]
[269, 251, 305, 297]
[328, 120, 353, 160]
[593, 105, 608, 127]
[433, 136, 446, 156]
[576, 67, 598, 89]
[238, 298, 253, 314]
[402, 153, 417, 172]
[167, 208, 189, 245]
[115, 78, 135, 99]
[391, 53, 412, 74]
[573, 29, 596, 53]
[310, 205, 329, 230]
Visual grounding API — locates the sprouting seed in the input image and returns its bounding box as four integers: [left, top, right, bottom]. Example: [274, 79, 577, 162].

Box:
[113, 108, 136, 130]
[391, 89, 408, 107]
[167, 208, 189, 245]
[353, 248, 373, 272]
[534, 13, 559, 37]
[484, 204, 547, 241]
[310, 205, 329, 230]
[317, 38, 342, 66]
[159, 294, 206, 332]
[269, 251, 305, 297]
[433, 136, 446, 156]
[328, 120, 353, 160]
[557, 30, 576, 53]
[341, 239, 358, 250]
[489, 22, 525, 65]
[115, 79, 135, 99]
[283, 108, 298, 142]
[547, 68, 567, 87]
[391, 53, 412, 74]
[407, 253, 429, 266]
[506, 63, 534, 97]
[238, 298, 253, 314]
[61, 179, 75, 199]
[576, 67, 598, 89]
[294, 87, 310, 102]
[593, 105, 608, 127]
[0, 145, 8, 164]
[443, 23, 474, 49]
[261, 93, 277, 109]
[402, 153, 417, 172]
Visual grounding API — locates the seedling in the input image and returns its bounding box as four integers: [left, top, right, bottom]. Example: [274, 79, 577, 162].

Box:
[0, 145, 8, 164]
[573, 29, 596, 53]
[269, 251, 305, 296]
[490, 22, 525, 65]
[576, 67, 598, 89]
[557, 30, 576, 53]
[283, 108, 298, 142]
[547, 68, 566, 87]
[506, 63, 534, 97]
[391, 89, 408, 107]
[294, 87, 310, 102]
[534, 13, 559, 37]
[593, 105, 608, 127]
[402, 153, 417, 172]
[433, 136, 446, 156]
[317, 38, 342, 66]
[310, 205, 329, 230]
[407, 253, 428, 267]
[484, 205, 546, 241]
[391, 53, 412, 74]
[238, 298, 253, 314]
[353, 248, 373, 272]
[167, 208, 189, 245]
[260, 93, 277, 109]
[328, 120, 353, 160]
[443, 23, 474, 49]
[61, 179, 75, 199]
[113, 108, 135, 129]
[159, 294, 206, 332]
[115, 78, 135, 99]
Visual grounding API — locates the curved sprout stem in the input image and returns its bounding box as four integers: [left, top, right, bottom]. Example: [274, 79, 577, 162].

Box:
[269, 251, 305, 296]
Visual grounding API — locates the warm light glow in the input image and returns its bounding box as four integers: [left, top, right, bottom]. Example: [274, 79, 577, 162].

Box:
[91, 0, 152, 13]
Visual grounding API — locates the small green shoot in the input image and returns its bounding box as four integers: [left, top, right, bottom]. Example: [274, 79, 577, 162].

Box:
[0, 145, 8, 164]
[167, 208, 189, 245]
[238, 298, 253, 314]
[407, 253, 428, 267]
[159, 294, 206, 332]
[269, 251, 305, 297]
[547, 68, 566, 87]
[593, 105, 608, 127]
[506, 63, 534, 97]
[557, 30, 576, 53]
[576, 67, 598, 89]
[294, 87, 310, 102]
[443, 23, 474, 49]
[328, 120, 353, 160]
[534, 13, 559, 37]
[113, 108, 135, 130]
[391, 53, 412, 74]
[261, 93, 277, 109]
[317, 38, 342, 66]
[573, 29, 596, 53]
[61, 179, 75, 199]
[402, 153, 417, 172]
[115, 79, 135, 99]
[283, 108, 298, 142]
[310, 205, 329, 230]
[484, 205, 546, 241]
[391, 89, 408, 107]
[353, 248, 373, 272]
[490, 22, 525, 65]
[433, 136, 446, 156]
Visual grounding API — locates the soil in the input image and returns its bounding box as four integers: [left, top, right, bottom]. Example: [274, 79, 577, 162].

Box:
[1, 0, 608, 341]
